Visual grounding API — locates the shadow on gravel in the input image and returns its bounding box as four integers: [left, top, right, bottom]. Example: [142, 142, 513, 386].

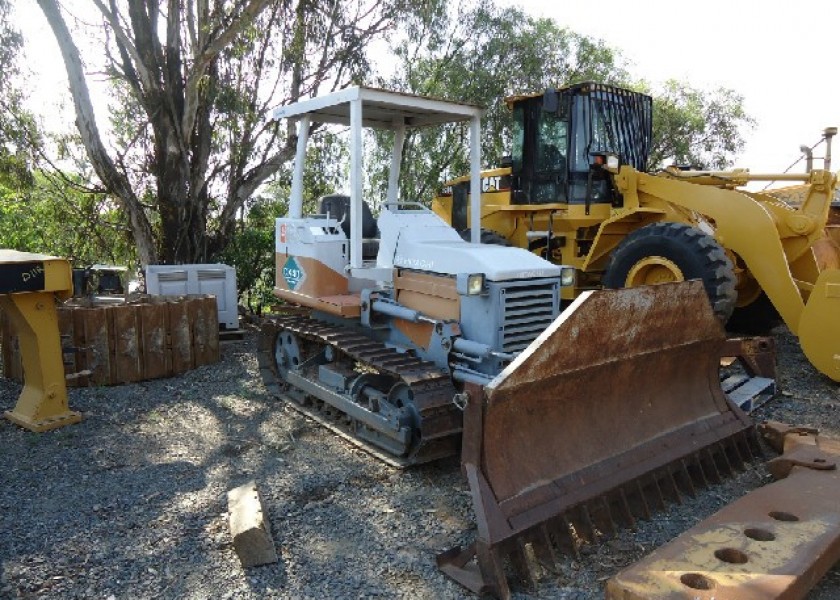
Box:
[6, 327, 840, 599]
[2, 336, 463, 597]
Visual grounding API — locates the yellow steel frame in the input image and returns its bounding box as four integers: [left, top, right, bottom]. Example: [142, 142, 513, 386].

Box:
[434, 165, 840, 379]
[609, 167, 835, 334]
[0, 250, 80, 432]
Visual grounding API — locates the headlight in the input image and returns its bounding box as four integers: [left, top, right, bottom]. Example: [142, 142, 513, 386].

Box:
[606, 154, 620, 170]
[560, 267, 575, 287]
[467, 273, 485, 295]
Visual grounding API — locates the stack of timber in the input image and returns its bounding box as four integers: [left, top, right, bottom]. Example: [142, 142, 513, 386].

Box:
[1, 294, 219, 386]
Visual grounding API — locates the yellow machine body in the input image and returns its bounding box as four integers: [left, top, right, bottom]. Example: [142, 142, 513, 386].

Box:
[435, 166, 840, 379]
[433, 81, 840, 381]
[0, 250, 80, 432]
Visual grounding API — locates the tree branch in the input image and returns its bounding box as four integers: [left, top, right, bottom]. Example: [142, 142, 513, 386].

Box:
[37, 0, 157, 265]
[180, 0, 272, 142]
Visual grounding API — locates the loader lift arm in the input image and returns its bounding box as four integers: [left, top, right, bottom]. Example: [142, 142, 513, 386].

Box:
[608, 165, 840, 379]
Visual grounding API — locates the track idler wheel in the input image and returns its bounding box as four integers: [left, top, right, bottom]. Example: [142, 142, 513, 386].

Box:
[273, 329, 302, 379]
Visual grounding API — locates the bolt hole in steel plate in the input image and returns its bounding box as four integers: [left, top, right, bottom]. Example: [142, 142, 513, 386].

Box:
[769, 510, 800, 522]
[680, 573, 715, 590]
[714, 548, 749, 564]
[743, 528, 776, 541]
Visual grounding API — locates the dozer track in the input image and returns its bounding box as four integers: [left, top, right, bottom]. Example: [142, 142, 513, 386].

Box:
[258, 314, 462, 467]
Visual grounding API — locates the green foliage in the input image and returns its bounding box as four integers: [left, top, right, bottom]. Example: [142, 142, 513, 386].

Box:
[0, 170, 136, 267]
[371, 1, 633, 203]
[262, 131, 349, 214]
[648, 81, 755, 170]
[0, 0, 38, 194]
[218, 196, 286, 314]
[370, 0, 754, 201]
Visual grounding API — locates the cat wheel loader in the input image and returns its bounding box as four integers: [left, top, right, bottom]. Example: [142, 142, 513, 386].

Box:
[432, 82, 840, 381]
[259, 86, 762, 596]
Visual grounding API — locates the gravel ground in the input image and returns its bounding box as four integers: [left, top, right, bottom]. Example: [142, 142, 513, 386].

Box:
[1, 326, 839, 599]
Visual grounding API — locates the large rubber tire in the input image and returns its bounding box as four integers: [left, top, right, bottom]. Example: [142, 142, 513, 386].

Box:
[459, 228, 512, 246]
[603, 222, 738, 323]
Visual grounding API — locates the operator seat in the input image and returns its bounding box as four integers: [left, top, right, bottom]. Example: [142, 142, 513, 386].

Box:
[319, 194, 379, 259]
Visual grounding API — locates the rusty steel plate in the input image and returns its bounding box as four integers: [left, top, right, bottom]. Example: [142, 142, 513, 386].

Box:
[606, 423, 840, 600]
[438, 282, 759, 599]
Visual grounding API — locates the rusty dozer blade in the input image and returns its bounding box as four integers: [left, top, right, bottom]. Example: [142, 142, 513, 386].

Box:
[437, 281, 759, 599]
[606, 422, 840, 600]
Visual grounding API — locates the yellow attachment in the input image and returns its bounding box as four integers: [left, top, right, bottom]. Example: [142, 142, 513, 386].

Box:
[798, 269, 840, 381]
[625, 256, 684, 286]
[615, 169, 818, 325]
[0, 250, 80, 432]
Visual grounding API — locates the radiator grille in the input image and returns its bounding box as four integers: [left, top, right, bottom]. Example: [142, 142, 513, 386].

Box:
[500, 282, 558, 353]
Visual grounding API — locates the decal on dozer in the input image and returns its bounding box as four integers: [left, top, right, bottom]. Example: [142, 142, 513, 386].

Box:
[437, 281, 760, 599]
[281, 256, 306, 291]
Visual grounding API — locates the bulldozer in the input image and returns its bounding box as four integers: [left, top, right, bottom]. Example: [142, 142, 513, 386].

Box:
[258, 86, 766, 597]
[432, 82, 840, 381]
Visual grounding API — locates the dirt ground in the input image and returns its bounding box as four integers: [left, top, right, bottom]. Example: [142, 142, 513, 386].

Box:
[1, 326, 839, 599]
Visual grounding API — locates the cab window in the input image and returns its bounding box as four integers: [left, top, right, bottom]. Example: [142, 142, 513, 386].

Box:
[535, 111, 568, 174]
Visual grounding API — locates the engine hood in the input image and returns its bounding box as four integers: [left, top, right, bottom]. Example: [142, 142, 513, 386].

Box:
[376, 210, 562, 281]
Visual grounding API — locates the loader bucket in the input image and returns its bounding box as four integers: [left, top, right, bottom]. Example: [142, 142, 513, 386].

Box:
[437, 281, 759, 599]
[798, 268, 840, 381]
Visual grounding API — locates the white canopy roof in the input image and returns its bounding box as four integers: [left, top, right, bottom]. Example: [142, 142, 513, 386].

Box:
[272, 86, 485, 272]
[272, 86, 483, 128]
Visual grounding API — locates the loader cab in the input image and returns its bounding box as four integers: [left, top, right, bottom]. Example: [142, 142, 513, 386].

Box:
[508, 82, 653, 206]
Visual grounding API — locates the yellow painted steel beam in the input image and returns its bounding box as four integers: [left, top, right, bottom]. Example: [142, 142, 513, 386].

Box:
[0, 250, 80, 432]
[614, 168, 834, 335]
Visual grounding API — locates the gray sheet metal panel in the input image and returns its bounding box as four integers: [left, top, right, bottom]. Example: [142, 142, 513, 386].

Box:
[459, 278, 561, 358]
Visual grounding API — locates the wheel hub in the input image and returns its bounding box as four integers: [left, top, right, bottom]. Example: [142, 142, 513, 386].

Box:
[625, 256, 685, 286]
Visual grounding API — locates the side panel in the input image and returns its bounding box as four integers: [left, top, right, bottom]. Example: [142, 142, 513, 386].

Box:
[392, 269, 459, 350]
[274, 217, 349, 300]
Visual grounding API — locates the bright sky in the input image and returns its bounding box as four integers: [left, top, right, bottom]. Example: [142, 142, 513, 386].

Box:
[501, 0, 840, 175]
[15, 1, 840, 178]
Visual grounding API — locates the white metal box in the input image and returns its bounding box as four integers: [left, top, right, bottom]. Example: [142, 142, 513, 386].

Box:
[145, 264, 239, 329]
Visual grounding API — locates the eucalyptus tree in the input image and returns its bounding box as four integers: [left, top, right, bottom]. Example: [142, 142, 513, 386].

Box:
[373, 0, 753, 204]
[37, 0, 411, 265]
[648, 80, 755, 170]
[371, 1, 632, 204]
[0, 0, 37, 194]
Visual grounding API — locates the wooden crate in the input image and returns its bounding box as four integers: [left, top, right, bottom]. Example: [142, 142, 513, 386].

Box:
[0, 294, 220, 387]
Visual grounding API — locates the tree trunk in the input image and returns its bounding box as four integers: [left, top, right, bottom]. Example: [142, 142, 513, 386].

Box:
[37, 0, 158, 266]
